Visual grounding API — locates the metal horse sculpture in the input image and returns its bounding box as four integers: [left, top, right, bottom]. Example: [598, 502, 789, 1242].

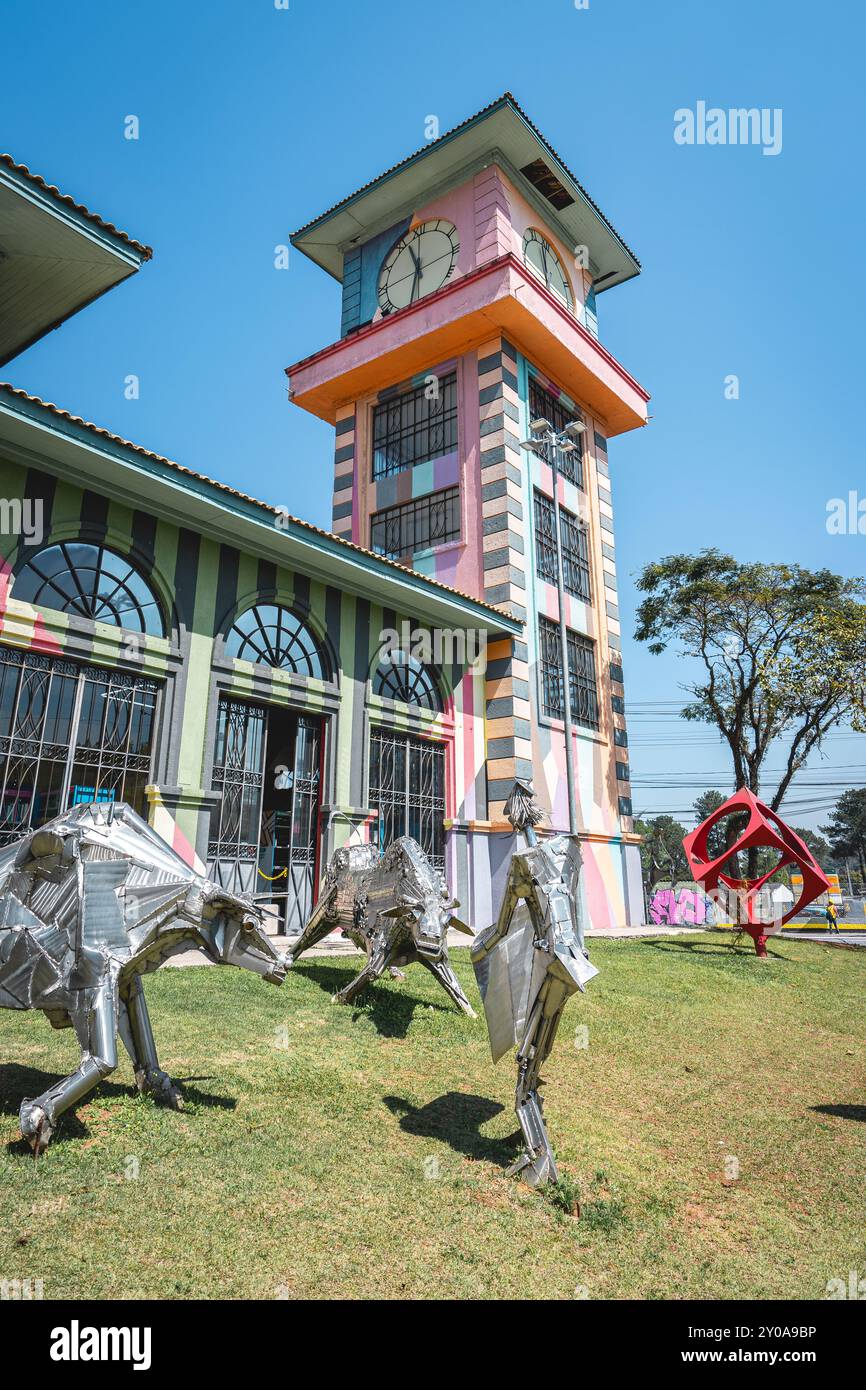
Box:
[472, 781, 597, 1186]
[287, 835, 475, 1016]
[0, 802, 288, 1153]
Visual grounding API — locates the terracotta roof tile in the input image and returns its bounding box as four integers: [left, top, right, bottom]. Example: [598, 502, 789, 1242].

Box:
[0, 153, 153, 259]
[0, 382, 518, 626]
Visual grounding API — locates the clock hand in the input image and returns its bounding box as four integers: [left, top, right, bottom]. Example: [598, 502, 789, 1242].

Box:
[408, 244, 422, 302]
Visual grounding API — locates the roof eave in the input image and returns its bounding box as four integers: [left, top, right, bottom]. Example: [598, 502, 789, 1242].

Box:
[290, 93, 640, 291]
[0, 160, 151, 364]
[0, 155, 152, 262]
[0, 269, 139, 369]
[0, 389, 521, 638]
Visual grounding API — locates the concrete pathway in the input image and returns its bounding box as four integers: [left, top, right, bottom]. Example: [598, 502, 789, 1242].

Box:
[781, 930, 866, 948]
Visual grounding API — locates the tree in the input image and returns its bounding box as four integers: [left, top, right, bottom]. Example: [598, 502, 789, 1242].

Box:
[634, 814, 689, 889]
[791, 827, 833, 871]
[822, 789, 866, 882]
[635, 552, 866, 854]
[692, 790, 727, 859]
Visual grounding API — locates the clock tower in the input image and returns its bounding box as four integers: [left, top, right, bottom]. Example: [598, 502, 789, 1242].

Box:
[286, 94, 649, 927]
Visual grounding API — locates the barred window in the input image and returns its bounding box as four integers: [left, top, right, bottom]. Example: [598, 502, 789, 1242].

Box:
[372, 651, 442, 712]
[14, 542, 165, 637]
[372, 372, 458, 479]
[0, 646, 158, 843]
[225, 605, 326, 678]
[528, 377, 584, 488]
[368, 729, 445, 868]
[370, 487, 460, 559]
[538, 617, 599, 730]
[533, 490, 591, 601]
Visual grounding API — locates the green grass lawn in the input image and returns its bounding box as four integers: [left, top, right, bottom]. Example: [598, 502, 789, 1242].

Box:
[1, 934, 863, 1300]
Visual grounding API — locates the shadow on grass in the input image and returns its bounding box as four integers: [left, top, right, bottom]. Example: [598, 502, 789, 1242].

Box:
[0, 1062, 236, 1153]
[292, 961, 453, 1037]
[384, 1091, 520, 1167]
[811, 1103, 866, 1123]
[640, 939, 793, 964]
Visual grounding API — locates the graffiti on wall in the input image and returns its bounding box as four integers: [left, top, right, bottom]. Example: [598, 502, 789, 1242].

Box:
[648, 882, 722, 926]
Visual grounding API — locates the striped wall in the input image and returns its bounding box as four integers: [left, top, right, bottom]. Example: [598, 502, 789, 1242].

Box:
[513, 351, 639, 925]
[0, 451, 492, 916]
[476, 335, 532, 822]
[516, 359, 634, 829]
[303, 145, 647, 923]
[331, 408, 356, 540]
[322, 321, 642, 922]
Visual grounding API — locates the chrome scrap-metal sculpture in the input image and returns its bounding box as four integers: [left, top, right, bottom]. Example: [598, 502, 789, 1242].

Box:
[472, 781, 598, 1186]
[287, 835, 475, 1015]
[0, 802, 288, 1153]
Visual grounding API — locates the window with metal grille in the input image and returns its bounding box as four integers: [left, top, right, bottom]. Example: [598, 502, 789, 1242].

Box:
[225, 605, 326, 678]
[372, 372, 458, 479]
[527, 377, 585, 488]
[372, 652, 442, 712]
[533, 490, 592, 601]
[538, 618, 599, 730]
[207, 698, 322, 934]
[370, 487, 460, 559]
[208, 697, 266, 871]
[14, 541, 165, 636]
[368, 730, 445, 869]
[0, 646, 158, 843]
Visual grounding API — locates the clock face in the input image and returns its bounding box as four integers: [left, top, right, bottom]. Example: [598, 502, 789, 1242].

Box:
[378, 220, 460, 313]
[522, 229, 574, 310]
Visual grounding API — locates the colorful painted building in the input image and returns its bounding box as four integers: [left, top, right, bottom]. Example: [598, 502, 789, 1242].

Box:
[0, 94, 649, 931]
[287, 95, 649, 926]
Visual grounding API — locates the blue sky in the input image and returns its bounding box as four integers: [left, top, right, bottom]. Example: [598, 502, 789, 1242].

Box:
[3, 0, 864, 833]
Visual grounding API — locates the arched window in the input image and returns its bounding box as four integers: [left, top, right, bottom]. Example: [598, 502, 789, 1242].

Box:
[225, 604, 325, 678]
[13, 541, 165, 637]
[522, 229, 574, 311]
[372, 650, 442, 712]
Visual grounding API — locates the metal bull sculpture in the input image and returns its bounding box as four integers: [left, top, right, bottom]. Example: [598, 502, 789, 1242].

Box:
[0, 802, 288, 1153]
[287, 836, 476, 1015]
[472, 781, 598, 1186]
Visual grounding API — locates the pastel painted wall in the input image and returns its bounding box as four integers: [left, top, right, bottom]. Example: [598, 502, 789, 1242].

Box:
[491, 167, 598, 336]
[335, 354, 483, 600]
[338, 163, 599, 332]
[323, 161, 643, 925]
[0, 451, 492, 916]
[327, 326, 640, 925]
[336, 164, 599, 346]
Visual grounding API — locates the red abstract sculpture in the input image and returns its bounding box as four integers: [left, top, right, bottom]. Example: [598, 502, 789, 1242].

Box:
[682, 788, 830, 957]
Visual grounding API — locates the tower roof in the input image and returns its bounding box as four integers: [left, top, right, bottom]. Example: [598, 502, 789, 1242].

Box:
[291, 93, 640, 294]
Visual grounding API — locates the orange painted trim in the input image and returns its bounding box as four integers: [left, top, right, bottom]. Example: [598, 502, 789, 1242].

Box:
[286, 253, 650, 437]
